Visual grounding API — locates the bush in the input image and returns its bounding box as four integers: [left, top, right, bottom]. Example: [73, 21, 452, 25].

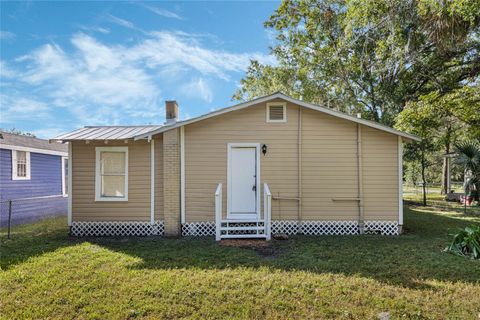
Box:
[446, 225, 480, 259]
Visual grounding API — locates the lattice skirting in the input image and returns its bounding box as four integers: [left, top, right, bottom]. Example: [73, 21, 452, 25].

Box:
[71, 221, 165, 236]
[182, 220, 400, 236]
[182, 221, 215, 236]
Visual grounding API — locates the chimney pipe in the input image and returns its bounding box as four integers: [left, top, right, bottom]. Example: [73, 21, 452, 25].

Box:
[165, 100, 178, 125]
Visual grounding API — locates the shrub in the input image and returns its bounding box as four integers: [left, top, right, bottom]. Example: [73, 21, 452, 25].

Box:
[446, 225, 480, 259]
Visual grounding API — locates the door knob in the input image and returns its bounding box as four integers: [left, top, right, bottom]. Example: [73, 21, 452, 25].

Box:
[252, 185, 256, 191]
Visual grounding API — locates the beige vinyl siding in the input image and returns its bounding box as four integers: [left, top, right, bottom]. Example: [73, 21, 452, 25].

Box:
[361, 126, 399, 220]
[184, 100, 400, 223]
[300, 108, 359, 220]
[72, 140, 152, 221]
[184, 99, 300, 222]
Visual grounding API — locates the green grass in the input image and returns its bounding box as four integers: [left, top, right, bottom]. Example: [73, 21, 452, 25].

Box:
[1, 207, 479, 319]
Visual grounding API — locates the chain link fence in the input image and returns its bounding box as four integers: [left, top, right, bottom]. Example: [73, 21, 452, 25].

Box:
[403, 183, 480, 215]
[0, 195, 67, 238]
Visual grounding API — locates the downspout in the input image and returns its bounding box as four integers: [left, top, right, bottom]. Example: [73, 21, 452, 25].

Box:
[180, 126, 185, 224]
[67, 142, 72, 227]
[150, 138, 155, 225]
[297, 107, 302, 222]
[357, 124, 365, 234]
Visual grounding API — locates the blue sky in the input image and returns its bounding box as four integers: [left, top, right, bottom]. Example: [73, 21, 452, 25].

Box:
[0, 1, 279, 138]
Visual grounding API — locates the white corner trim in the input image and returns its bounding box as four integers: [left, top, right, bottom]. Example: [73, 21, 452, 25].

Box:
[95, 146, 129, 202]
[226, 143, 261, 220]
[61, 156, 68, 197]
[11, 150, 31, 180]
[398, 136, 403, 225]
[266, 102, 287, 123]
[150, 139, 155, 225]
[68, 143, 72, 226]
[180, 126, 186, 224]
[1, 143, 68, 157]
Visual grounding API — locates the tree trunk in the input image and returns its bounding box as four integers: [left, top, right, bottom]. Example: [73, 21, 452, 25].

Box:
[441, 134, 451, 195]
[421, 153, 427, 206]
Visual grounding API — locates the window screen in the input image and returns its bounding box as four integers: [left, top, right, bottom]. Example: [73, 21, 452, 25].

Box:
[100, 151, 126, 198]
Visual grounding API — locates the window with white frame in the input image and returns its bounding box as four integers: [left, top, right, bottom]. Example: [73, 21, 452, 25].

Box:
[95, 147, 128, 201]
[12, 150, 31, 180]
[266, 102, 287, 123]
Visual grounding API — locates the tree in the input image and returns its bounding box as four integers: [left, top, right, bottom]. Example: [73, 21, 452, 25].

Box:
[395, 99, 440, 205]
[234, 0, 480, 125]
[454, 140, 480, 207]
[0, 128, 36, 137]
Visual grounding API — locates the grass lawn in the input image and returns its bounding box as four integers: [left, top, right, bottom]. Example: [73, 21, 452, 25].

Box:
[1, 207, 479, 319]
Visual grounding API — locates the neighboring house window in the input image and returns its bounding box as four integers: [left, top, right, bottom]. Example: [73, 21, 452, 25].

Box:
[95, 147, 128, 201]
[62, 156, 68, 196]
[12, 150, 31, 180]
[266, 102, 287, 123]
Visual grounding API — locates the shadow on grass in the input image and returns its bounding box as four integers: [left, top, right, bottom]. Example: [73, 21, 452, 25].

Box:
[2, 208, 479, 290]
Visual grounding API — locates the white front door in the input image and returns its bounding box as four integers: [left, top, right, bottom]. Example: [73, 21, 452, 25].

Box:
[228, 144, 259, 219]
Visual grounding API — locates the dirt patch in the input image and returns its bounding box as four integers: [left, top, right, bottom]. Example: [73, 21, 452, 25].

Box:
[219, 239, 270, 248]
[219, 239, 282, 259]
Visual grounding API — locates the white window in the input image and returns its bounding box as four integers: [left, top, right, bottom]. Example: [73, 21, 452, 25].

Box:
[266, 102, 287, 123]
[12, 150, 31, 180]
[95, 147, 128, 201]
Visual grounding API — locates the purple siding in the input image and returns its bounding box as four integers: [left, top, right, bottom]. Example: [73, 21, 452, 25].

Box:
[0, 148, 67, 226]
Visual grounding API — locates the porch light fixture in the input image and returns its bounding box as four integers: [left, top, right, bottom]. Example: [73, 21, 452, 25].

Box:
[262, 144, 268, 156]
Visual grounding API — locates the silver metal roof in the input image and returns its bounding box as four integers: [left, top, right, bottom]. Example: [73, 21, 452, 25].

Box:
[52, 125, 163, 142]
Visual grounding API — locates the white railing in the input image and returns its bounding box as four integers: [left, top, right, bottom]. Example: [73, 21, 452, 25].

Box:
[215, 183, 222, 241]
[263, 183, 272, 240]
[215, 182, 271, 241]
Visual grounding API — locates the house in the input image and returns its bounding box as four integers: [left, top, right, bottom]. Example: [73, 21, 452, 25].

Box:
[0, 132, 68, 226]
[52, 93, 420, 239]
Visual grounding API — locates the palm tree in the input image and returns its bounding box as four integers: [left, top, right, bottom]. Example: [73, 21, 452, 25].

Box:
[454, 140, 480, 208]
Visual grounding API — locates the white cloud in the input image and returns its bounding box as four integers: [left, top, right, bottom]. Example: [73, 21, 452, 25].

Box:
[142, 4, 183, 20]
[106, 14, 139, 31]
[0, 31, 16, 40]
[180, 78, 213, 103]
[0, 60, 17, 78]
[31, 127, 70, 139]
[0, 95, 52, 124]
[1, 30, 274, 135]
[79, 25, 110, 34]
[17, 33, 161, 125]
[129, 31, 275, 80]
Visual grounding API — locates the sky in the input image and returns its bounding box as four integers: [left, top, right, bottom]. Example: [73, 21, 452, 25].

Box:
[0, 1, 279, 138]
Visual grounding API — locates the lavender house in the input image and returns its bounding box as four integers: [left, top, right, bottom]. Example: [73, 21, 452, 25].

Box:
[0, 132, 68, 226]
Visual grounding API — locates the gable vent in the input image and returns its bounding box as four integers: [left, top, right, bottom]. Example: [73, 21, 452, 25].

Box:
[267, 102, 287, 123]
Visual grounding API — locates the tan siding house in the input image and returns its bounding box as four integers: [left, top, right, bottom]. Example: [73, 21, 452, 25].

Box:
[54, 93, 419, 239]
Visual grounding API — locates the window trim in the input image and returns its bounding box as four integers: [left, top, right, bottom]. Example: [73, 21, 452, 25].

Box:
[12, 150, 31, 180]
[61, 156, 68, 197]
[95, 146, 129, 202]
[266, 102, 287, 123]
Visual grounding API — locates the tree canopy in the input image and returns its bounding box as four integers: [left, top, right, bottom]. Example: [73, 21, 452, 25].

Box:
[234, 0, 480, 125]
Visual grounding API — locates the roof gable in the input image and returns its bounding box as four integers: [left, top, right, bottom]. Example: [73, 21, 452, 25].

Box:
[134, 93, 420, 142]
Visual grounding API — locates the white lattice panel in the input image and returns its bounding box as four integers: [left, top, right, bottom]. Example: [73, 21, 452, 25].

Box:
[71, 221, 164, 236]
[302, 220, 359, 235]
[364, 221, 399, 235]
[182, 222, 215, 236]
[181, 220, 399, 237]
[271, 220, 359, 235]
[271, 220, 300, 235]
